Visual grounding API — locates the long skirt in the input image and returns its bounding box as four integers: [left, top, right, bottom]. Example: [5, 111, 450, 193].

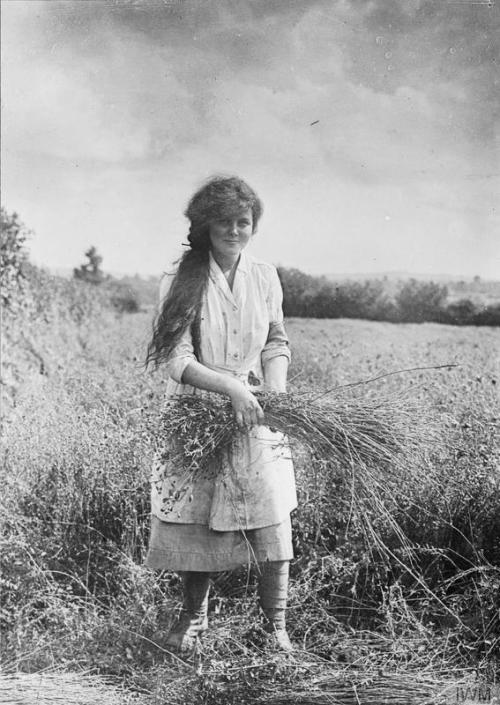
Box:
[145, 515, 293, 572]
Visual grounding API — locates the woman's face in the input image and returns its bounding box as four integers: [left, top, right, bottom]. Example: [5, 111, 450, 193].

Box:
[208, 208, 254, 262]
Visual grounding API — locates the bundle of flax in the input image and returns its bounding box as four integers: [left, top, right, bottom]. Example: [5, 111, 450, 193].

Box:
[156, 388, 423, 535]
[158, 390, 416, 468]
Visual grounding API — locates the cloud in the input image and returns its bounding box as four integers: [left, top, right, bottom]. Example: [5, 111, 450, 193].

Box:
[1, 0, 498, 277]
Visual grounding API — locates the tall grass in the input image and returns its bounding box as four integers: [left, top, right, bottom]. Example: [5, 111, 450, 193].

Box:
[1, 271, 499, 702]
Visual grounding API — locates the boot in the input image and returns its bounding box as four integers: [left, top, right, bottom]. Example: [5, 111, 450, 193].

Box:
[261, 607, 294, 652]
[258, 560, 294, 653]
[165, 572, 210, 652]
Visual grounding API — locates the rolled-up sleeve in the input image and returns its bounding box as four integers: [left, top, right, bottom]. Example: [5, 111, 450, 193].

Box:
[261, 267, 291, 365]
[164, 326, 196, 383]
[158, 275, 197, 383]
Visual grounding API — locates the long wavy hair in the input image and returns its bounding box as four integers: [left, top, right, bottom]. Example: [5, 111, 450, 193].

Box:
[146, 175, 263, 368]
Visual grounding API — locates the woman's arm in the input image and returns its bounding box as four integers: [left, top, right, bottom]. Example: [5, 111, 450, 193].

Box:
[263, 355, 288, 393]
[261, 267, 290, 393]
[181, 360, 264, 429]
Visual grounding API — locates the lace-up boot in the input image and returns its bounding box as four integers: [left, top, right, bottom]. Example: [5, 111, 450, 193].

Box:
[165, 572, 210, 652]
[258, 560, 294, 652]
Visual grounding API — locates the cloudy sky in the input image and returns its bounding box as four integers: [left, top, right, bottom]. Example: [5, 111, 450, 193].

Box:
[2, 0, 499, 278]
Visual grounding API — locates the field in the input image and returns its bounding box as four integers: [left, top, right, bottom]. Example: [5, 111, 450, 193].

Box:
[1, 290, 499, 704]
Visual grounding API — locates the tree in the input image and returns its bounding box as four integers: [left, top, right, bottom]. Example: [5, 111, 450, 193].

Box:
[309, 282, 337, 318]
[445, 298, 478, 325]
[395, 279, 448, 322]
[1, 208, 30, 306]
[277, 267, 326, 317]
[73, 246, 106, 285]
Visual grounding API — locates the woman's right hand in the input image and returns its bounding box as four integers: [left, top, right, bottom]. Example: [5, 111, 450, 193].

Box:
[227, 380, 265, 429]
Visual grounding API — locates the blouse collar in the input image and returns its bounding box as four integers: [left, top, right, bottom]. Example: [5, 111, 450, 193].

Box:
[208, 250, 250, 278]
[208, 250, 250, 306]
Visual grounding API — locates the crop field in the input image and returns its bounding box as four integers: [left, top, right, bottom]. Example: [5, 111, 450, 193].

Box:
[1, 296, 499, 704]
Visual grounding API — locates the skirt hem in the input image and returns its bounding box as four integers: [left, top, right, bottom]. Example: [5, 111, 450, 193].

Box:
[145, 515, 293, 572]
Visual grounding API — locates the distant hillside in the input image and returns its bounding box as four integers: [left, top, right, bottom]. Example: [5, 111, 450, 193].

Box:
[48, 266, 500, 311]
[325, 272, 500, 306]
[325, 271, 498, 283]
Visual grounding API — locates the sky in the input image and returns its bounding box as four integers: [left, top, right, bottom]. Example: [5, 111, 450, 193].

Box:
[1, 0, 499, 278]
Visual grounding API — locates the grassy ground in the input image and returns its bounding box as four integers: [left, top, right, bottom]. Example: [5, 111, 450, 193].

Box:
[1, 291, 499, 703]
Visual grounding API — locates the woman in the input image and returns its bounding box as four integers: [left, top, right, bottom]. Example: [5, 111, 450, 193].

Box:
[145, 175, 296, 652]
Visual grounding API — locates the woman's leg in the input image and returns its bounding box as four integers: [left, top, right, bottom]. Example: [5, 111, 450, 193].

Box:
[257, 560, 293, 651]
[165, 571, 211, 651]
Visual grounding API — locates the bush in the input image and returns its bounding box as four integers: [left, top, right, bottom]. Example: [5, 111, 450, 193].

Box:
[22, 262, 111, 324]
[306, 282, 337, 318]
[278, 268, 398, 320]
[278, 267, 324, 317]
[278, 268, 491, 325]
[445, 298, 478, 325]
[332, 280, 397, 320]
[0, 208, 30, 307]
[443, 300, 500, 327]
[473, 303, 500, 326]
[72, 246, 140, 313]
[395, 279, 448, 322]
[104, 279, 140, 313]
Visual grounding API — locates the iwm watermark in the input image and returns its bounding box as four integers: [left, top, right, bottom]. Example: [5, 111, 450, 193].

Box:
[445, 683, 500, 704]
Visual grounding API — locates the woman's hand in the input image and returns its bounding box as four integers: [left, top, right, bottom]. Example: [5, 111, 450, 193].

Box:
[227, 380, 265, 429]
[181, 362, 265, 428]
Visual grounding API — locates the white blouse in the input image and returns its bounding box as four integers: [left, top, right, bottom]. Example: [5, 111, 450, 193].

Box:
[162, 250, 291, 392]
[151, 250, 297, 531]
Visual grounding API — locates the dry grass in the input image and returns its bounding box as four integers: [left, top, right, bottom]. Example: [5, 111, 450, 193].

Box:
[2, 270, 499, 703]
[145, 623, 474, 705]
[0, 671, 135, 705]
